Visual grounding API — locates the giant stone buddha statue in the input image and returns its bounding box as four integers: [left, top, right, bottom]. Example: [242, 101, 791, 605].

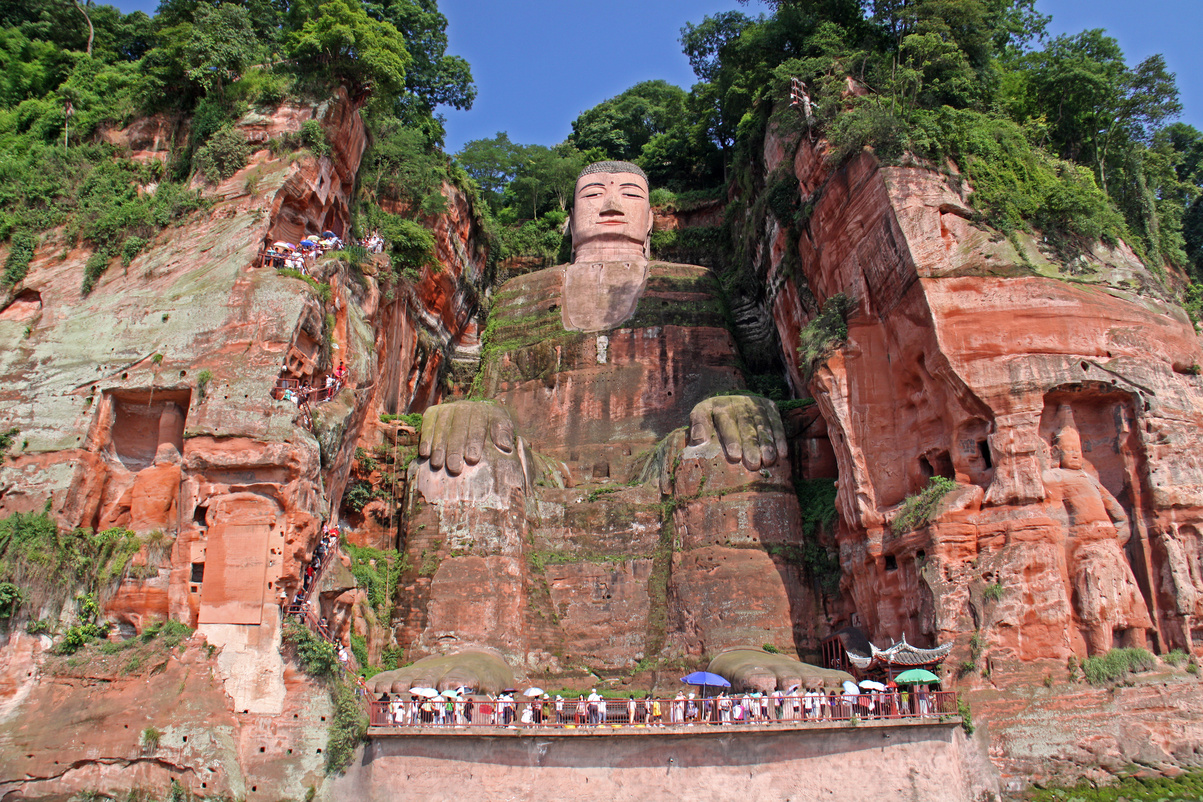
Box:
[390, 161, 815, 691]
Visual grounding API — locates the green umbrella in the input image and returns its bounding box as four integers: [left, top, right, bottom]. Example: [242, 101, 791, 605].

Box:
[894, 668, 940, 684]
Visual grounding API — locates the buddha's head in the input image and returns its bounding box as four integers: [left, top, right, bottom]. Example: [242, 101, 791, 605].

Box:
[570, 161, 653, 262]
[1053, 403, 1084, 470]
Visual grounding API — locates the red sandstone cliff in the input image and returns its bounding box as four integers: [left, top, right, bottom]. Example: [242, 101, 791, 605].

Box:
[0, 87, 488, 799]
[753, 119, 1203, 785]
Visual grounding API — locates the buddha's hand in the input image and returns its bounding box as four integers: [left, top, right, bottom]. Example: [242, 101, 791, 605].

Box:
[418, 401, 517, 476]
[687, 395, 787, 472]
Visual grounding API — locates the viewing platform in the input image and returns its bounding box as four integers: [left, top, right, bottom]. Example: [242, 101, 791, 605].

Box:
[338, 704, 977, 802]
[366, 690, 959, 736]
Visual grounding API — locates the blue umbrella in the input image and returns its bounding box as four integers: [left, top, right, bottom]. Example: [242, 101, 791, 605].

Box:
[681, 671, 731, 692]
[300, 239, 317, 247]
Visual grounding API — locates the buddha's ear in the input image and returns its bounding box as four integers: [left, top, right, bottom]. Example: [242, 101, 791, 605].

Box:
[565, 211, 575, 262]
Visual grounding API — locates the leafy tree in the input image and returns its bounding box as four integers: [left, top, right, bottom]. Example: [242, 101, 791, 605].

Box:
[287, 0, 412, 101]
[364, 0, 475, 123]
[455, 131, 524, 211]
[184, 3, 259, 95]
[361, 119, 449, 214]
[504, 143, 586, 219]
[1016, 30, 1181, 195]
[569, 79, 689, 164]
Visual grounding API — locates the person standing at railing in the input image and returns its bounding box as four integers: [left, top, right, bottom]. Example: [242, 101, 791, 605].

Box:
[717, 693, 730, 724]
[586, 690, 600, 725]
[627, 695, 637, 725]
[554, 695, 565, 724]
[650, 697, 662, 726]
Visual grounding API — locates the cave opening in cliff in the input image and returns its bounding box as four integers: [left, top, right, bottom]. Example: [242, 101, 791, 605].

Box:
[978, 440, 992, 469]
[191, 562, 205, 583]
[885, 554, 898, 571]
[101, 388, 191, 471]
[919, 451, 955, 482]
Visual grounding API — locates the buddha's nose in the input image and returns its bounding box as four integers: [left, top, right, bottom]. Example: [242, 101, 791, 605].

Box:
[600, 195, 624, 215]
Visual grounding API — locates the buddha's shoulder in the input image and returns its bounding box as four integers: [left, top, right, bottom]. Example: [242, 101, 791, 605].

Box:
[491, 265, 565, 317]
[643, 262, 719, 294]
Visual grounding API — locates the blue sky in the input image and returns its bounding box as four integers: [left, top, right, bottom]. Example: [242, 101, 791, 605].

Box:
[108, 1, 1203, 154]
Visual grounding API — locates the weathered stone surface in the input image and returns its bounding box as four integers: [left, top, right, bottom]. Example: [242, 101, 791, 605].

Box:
[332, 721, 996, 802]
[758, 118, 1203, 784]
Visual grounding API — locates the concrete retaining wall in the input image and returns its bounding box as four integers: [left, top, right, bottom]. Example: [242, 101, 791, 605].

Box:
[328, 719, 998, 801]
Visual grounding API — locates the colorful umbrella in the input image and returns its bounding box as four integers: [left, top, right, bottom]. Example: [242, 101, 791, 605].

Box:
[894, 669, 940, 684]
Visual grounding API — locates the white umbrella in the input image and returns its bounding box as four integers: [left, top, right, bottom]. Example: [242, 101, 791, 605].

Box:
[859, 680, 887, 691]
[455, 685, 473, 696]
[410, 686, 440, 698]
[273, 241, 295, 250]
[440, 689, 461, 698]
[842, 680, 860, 695]
[785, 684, 801, 694]
[524, 687, 544, 697]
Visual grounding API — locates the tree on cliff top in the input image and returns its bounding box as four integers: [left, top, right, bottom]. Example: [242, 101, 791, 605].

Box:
[287, 0, 412, 101]
[184, 3, 260, 96]
[670, 0, 1190, 269]
[363, 0, 475, 124]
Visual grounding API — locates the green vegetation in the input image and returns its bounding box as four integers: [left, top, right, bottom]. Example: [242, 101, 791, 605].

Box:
[0, 510, 142, 619]
[278, 268, 333, 304]
[794, 477, 840, 593]
[957, 698, 973, 736]
[983, 582, 1005, 602]
[283, 618, 339, 679]
[140, 726, 161, 753]
[797, 294, 853, 379]
[893, 476, 959, 533]
[196, 368, 213, 400]
[281, 620, 366, 773]
[1, 232, 36, 286]
[326, 678, 367, 773]
[0, 427, 19, 460]
[0, 0, 476, 299]
[193, 126, 249, 182]
[342, 479, 380, 514]
[380, 411, 423, 430]
[342, 541, 400, 620]
[1081, 647, 1157, 685]
[1025, 769, 1203, 801]
[1163, 649, 1190, 667]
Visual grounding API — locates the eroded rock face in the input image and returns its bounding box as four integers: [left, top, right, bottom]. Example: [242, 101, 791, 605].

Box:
[0, 87, 489, 798]
[756, 121, 1203, 781]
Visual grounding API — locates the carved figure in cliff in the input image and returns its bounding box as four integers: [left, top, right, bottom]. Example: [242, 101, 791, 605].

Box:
[1041, 404, 1151, 654]
[390, 161, 813, 690]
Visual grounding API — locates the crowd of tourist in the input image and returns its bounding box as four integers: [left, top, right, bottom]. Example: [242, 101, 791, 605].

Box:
[262, 230, 385, 272]
[367, 684, 948, 729]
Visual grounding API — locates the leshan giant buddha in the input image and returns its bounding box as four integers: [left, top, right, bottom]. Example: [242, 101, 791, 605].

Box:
[394, 162, 817, 689]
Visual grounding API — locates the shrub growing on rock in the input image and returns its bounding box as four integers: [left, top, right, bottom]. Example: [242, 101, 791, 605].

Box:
[193, 126, 250, 183]
[1081, 647, 1157, 685]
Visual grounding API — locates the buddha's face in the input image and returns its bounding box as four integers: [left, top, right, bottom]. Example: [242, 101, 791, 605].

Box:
[570, 171, 652, 261]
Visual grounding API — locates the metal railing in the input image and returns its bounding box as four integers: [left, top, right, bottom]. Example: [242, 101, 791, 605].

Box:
[272, 379, 342, 405]
[367, 690, 959, 730]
